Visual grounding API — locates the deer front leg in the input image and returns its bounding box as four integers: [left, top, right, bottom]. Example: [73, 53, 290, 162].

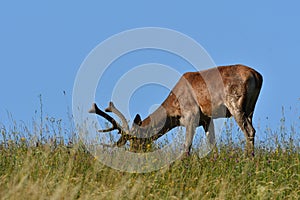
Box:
[184, 123, 197, 156]
[204, 119, 216, 152]
[180, 112, 199, 158]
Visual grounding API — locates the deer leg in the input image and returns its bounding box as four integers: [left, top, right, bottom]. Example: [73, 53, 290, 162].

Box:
[231, 109, 255, 157]
[246, 113, 255, 156]
[244, 119, 255, 157]
[204, 119, 216, 152]
[184, 123, 197, 156]
[226, 97, 256, 157]
[180, 111, 199, 158]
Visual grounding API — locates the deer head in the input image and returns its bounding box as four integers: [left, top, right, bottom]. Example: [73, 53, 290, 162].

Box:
[88, 102, 152, 152]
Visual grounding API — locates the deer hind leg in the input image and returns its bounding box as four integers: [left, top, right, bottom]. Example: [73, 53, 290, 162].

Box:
[227, 97, 256, 157]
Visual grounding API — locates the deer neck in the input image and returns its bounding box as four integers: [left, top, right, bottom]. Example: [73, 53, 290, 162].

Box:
[138, 105, 180, 141]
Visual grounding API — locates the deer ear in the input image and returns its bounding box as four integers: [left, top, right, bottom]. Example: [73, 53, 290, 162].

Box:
[133, 114, 142, 126]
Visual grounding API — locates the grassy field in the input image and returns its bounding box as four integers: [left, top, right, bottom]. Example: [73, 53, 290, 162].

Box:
[0, 116, 299, 199]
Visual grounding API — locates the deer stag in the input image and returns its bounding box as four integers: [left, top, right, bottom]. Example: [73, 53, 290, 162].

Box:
[89, 64, 263, 157]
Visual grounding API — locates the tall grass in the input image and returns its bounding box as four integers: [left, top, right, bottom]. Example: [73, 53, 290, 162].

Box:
[0, 108, 299, 199]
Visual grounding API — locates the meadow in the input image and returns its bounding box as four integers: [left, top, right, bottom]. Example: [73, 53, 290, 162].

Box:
[0, 110, 299, 199]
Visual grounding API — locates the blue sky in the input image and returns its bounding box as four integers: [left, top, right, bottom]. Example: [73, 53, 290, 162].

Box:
[0, 1, 299, 136]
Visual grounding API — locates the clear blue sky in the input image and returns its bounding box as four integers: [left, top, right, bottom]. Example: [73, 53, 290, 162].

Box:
[0, 1, 299, 136]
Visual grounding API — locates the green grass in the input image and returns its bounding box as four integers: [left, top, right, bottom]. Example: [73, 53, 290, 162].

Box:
[0, 115, 299, 199]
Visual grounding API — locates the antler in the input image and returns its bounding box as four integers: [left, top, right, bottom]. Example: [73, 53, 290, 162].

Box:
[88, 103, 124, 133]
[89, 102, 133, 148]
[105, 102, 130, 133]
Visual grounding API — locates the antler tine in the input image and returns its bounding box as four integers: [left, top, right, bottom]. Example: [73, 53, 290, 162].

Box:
[97, 127, 115, 133]
[105, 102, 130, 133]
[88, 103, 124, 133]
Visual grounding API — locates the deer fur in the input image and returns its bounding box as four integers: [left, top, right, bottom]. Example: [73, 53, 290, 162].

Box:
[89, 64, 263, 157]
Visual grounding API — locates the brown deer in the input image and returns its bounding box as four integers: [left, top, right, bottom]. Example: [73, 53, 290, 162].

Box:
[89, 64, 263, 157]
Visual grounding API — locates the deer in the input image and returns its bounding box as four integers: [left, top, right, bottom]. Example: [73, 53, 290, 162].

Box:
[88, 64, 263, 157]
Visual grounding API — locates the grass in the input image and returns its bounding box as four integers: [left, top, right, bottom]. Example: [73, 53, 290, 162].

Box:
[0, 111, 299, 199]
